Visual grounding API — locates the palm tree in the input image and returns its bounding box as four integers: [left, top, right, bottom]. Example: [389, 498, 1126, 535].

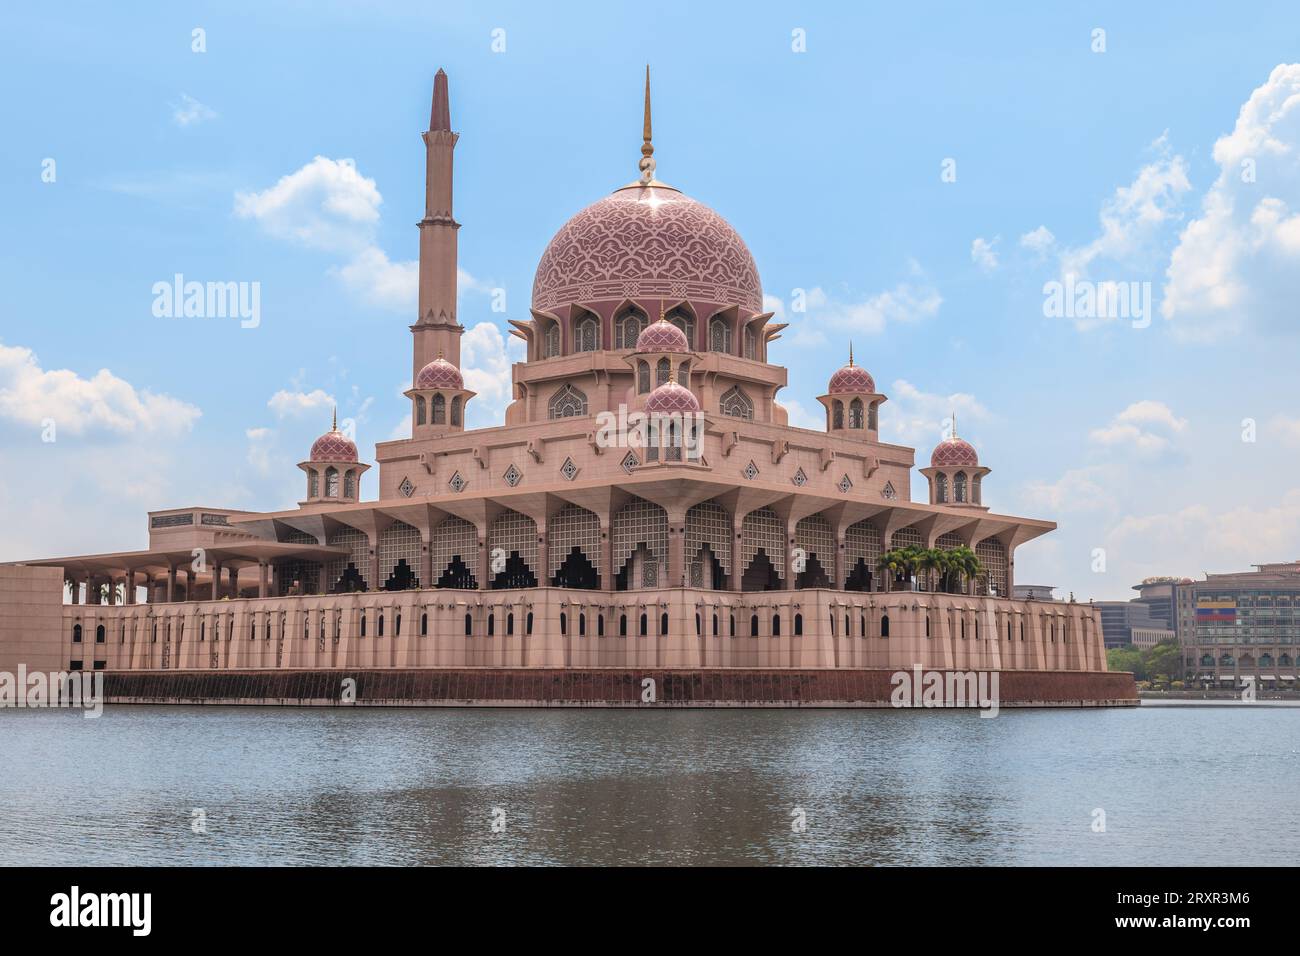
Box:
[946, 546, 983, 595]
[917, 548, 943, 592]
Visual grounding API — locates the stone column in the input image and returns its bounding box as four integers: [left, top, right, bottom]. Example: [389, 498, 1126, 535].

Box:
[229, 567, 239, 600]
[166, 564, 176, 603]
[600, 522, 614, 592]
[125, 569, 135, 605]
[834, 533, 846, 593]
[666, 511, 686, 588]
[728, 518, 743, 592]
[212, 560, 222, 600]
[183, 568, 193, 602]
[258, 561, 267, 599]
[477, 531, 491, 591]
[781, 518, 794, 591]
[420, 540, 434, 591]
[368, 542, 380, 593]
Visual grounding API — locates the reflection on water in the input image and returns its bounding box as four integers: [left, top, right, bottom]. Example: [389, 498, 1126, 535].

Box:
[0, 705, 1295, 865]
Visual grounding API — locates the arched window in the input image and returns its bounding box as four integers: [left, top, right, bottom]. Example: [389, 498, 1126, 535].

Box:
[881, 614, 890, 638]
[575, 315, 599, 351]
[720, 386, 754, 421]
[971, 474, 981, 504]
[772, 614, 781, 637]
[308, 469, 319, 498]
[416, 396, 426, 425]
[619, 614, 627, 637]
[360, 613, 367, 637]
[709, 317, 731, 353]
[548, 384, 588, 419]
[432, 393, 446, 424]
[832, 401, 844, 429]
[637, 362, 650, 393]
[750, 614, 759, 637]
[678, 361, 691, 384]
[936, 473, 949, 503]
[395, 612, 401, 636]
[615, 308, 647, 349]
[954, 471, 967, 503]
[560, 612, 567, 635]
[377, 613, 384, 637]
[794, 613, 803, 636]
[666, 308, 695, 347]
[849, 398, 864, 429]
[488, 613, 495, 637]
[926, 615, 931, 638]
[526, 612, 533, 635]
[543, 323, 561, 358]
[656, 358, 670, 386]
[712, 614, 719, 636]
[344, 470, 356, 499]
[420, 613, 428, 636]
[730, 615, 736, 637]
[743, 327, 756, 360]
[464, 613, 472, 636]
[508, 612, 515, 636]
[325, 467, 339, 498]
[579, 613, 586, 637]
[868, 403, 878, 430]
[95, 624, 105, 643]
[639, 613, 648, 636]
[451, 396, 462, 427]
[660, 612, 668, 635]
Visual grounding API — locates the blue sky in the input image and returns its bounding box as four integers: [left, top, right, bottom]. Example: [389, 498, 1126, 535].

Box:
[2, 1, 1299, 599]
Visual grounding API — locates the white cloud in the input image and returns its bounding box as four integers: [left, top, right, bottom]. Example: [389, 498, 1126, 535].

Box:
[1163, 63, 1300, 341]
[235, 156, 381, 254]
[1059, 145, 1191, 283]
[780, 398, 824, 431]
[762, 294, 786, 322]
[245, 427, 280, 477]
[1022, 465, 1118, 513]
[0, 341, 200, 437]
[1019, 225, 1055, 256]
[880, 378, 990, 447]
[267, 388, 335, 420]
[172, 93, 217, 127]
[333, 246, 419, 313]
[780, 280, 942, 347]
[1088, 400, 1187, 457]
[1266, 414, 1300, 447]
[461, 322, 526, 426]
[971, 236, 999, 272]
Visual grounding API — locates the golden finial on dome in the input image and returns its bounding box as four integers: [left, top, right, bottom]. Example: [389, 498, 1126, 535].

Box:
[332, 406, 337, 431]
[951, 410, 957, 439]
[438, 347, 444, 360]
[849, 341, 854, 366]
[639, 65, 656, 185]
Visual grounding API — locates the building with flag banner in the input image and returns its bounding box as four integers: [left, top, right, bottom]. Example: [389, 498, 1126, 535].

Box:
[1177, 561, 1300, 687]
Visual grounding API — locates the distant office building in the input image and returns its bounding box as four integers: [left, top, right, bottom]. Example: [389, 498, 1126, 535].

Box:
[1129, 626, 1175, 650]
[1131, 578, 1177, 630]
[1014, 584, 1059, 602]
[1177, 560, 1300, 687]
[1096, 599, 1166, 649]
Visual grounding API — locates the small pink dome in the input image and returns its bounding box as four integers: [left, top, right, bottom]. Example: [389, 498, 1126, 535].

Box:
[644, 379, 701, 415]
[931, 437, 979, 468]
[636, 318, 690, 353]
[828, 363, 875, 394]
[415, 357, 464, 390]
[311, 428, 358, 463]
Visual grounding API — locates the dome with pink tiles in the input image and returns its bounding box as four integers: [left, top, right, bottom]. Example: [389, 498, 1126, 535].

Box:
[644, 379, 701, 415]
[827, 346, 875, 394]
[415, 356, 464, 390]
[636, 316, 691, 353]
[931, 436, 979, 468]
[310, 413, 358, 462]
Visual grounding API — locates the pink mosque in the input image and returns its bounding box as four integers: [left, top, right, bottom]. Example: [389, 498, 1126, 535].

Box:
[0, 70, 1134, 706]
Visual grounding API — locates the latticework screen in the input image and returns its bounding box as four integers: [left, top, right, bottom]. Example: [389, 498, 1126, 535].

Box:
[549, 504, 602, 577]
[795, 514, 834, 566]
[686, 501, 731, 578]
[891, 526, 923, 550]
[431, 516, 479, 581]
[976, 539, 1008, 596]
[612, 498, 667, 577]
[489, 511, 539, 573]
[845, 520, 882, 570]
[324, 526, 370, 592]
[378, 521, 422, 587]
[741, 507, 784, 579]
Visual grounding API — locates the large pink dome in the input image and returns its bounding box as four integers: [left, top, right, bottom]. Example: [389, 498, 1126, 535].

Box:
[644, 379, 701, 415]
[415, 357, 464, 390]
[636, 317, 690, 353]
[931, 437, 978, 468]
[531, 184, 762, 314]
[828, 363, 875, 394]
[311, 428, 358, 463]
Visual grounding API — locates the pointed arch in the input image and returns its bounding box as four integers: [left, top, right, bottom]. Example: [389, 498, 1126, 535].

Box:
[431, 516, 479, 589]
[575, 311, 600, 351]
[548, 383, 588, 419]
[432, 392, 446, 424]
[709, 315, 732, 353]
[488, 511, 538, 588]
[614, 304, 648, 349]
[548, 504, 602, 587]
[720, 385, 754, 421]
[612, 497, 667, 589]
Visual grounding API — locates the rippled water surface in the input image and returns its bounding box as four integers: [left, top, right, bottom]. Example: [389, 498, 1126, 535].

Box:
[1, 704, 1296, 865]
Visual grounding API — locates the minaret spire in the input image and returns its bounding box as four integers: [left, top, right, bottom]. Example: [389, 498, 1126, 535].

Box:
[849, 341, 854, 366]
[639, 65, 657, 185]
[332, 406, 337, 431]
[430, 68, 451, 132]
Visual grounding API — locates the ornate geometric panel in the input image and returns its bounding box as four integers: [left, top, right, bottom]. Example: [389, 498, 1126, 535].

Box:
[488, 511, 538, 576]
[686, 501, 732, 579]
[560, 457, 579, 481]
[549, 504, 602, 577]
[792, 467, 807, 487]
[324, 526, 370, 593]
[548, 383, 588, 419]
[378, 521, 422, 588]
[741, 507, 784, 580]
[431, 517, 479, 584]
[882, 481, 897, 500]
[398, 476, 414, 498]
[837, 474, 853, 493]
[709, 317, 732, 353]
[449, 471, 467, 493]
[621, 451, 639, 475]
[720, 385, 754, 421]
[614, 310, 648, 350]
[743, 460, 759, 481]
[845, 520, 882, 570]
[891, 526, 923, 550]
[503, 463, 522, 488]
[975, 539, 1008, 597]
[612, 498, 668, 577]
[794, 514, 834, 567]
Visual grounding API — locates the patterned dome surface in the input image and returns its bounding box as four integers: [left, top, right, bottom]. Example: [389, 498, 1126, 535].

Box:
[311, 429, 358, 463]
[644, 379, 701, 414]
[931, 437, 979, 468]
[415, 357, 464, 390]
[532, 184, 762, 313]
[636, 318, 690, 353]
[828, 363, 876, 394]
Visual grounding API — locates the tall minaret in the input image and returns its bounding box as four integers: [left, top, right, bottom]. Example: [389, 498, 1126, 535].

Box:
[412, 68, 463, 381]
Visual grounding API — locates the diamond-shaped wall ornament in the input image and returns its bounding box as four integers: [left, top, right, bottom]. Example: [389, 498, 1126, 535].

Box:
[792, 467, 808, 487]
[743, 460, 760, 481]
[398, 477, 415, 498]
[449, 471, 467, 493]
[503, 463, 522, 488]
[621, 451, 639, 475]
[560, 457, 579, 481]
[882, 481, 897, 500]
[838, 473, 853, 494]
